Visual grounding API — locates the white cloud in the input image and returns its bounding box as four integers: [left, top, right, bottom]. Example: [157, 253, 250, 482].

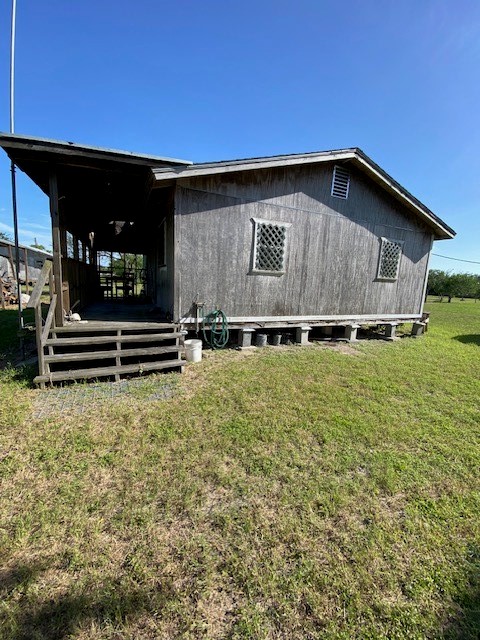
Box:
[0, 221, 51, 249]
[22, 221, 51, 231]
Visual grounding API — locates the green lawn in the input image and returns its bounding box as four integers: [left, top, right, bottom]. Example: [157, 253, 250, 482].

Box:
[0, 300, 479, 639]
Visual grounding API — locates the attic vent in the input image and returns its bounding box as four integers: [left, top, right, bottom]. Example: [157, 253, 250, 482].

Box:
[331, 165, 350, 199]
[251, 218, 291, 275]
[377, 238, 403, 280]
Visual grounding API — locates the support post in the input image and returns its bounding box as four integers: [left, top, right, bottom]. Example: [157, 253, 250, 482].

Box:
[34, 303, 45, 389]
[295, 325, 311, 346]
[384, 323, 398, 341]
[49, 165, 64, 327]
[411, 322, 425, 338]
[344, 324, 360, 342]
[238, 327, 255, 349]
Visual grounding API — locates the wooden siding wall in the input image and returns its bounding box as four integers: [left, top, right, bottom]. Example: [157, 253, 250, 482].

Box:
[63, 258, 100, 311]
[173, 163, 433, 320]
[147, 189, 175, 317]
[0, 244, 50, 282]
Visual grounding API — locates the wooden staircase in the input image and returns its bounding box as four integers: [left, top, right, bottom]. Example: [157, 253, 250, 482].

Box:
[34, 321, 185, 388]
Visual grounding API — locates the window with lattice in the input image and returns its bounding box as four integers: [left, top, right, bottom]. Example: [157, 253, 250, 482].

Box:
[377, 237, 403, 280]
[251, 218, 291, 275]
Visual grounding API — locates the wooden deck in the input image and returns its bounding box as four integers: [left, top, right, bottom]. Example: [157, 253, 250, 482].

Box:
[34, 301, 185, 387]
[76, 301, 168, 324]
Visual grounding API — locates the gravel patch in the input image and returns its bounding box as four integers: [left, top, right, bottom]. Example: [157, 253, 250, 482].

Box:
[32, 375, 178, 419]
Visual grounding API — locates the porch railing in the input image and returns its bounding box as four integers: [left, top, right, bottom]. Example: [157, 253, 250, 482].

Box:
[27, 260, 56, 379]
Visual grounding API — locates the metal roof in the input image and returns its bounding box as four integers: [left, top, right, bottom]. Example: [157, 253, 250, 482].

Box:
[0, 237, 52, 257]
[0, 132, 192, 167]
[0, 135, 455, 240]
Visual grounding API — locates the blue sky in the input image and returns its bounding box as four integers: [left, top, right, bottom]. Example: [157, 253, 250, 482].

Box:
[0, 0, 478, 272]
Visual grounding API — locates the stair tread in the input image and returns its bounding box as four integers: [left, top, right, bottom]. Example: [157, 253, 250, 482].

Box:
[34, 358, 185, 384]
[53, 321, 177, 333]
[45, 345, 182, 363]
[46, 332, 183, 346]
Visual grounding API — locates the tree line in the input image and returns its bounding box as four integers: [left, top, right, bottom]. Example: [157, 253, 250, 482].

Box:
[427, 270, 480, 302]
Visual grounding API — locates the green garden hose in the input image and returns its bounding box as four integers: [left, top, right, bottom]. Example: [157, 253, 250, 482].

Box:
[202, 309, 229, 349]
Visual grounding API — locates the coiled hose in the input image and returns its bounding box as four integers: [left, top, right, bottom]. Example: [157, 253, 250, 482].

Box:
[202, 309, 229, 349]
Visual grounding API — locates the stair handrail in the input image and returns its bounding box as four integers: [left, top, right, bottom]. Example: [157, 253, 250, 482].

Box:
[26, 260, 52, 309]
[27, 259, 55, 380]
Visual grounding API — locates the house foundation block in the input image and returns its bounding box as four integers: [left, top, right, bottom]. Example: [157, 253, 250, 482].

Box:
[383, 323, 398, 341]
[411, 322, 426, 338]
[295, 326, 312, 345]
[344, 324, 360, 342]
[238, 327, 256, 349]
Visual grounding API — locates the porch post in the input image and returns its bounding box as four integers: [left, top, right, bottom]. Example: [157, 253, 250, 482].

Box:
[49, 165, 64, 327]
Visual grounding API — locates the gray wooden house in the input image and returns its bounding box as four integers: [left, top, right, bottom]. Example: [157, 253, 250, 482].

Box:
[0, 238, 52, 286]
[0, 133, 455, 385]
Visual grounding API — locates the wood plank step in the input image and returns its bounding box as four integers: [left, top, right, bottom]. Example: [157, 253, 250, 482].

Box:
[34, 358, 185, 384]
[53, 321, 177, 333]
[46, 332, 183, 347]
[45, 345, 182, 364]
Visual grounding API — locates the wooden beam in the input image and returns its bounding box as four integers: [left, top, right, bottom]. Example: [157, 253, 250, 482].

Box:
[26, 260, 52, 308]
[49, 165, 64, 326]
[24, 247, 29, 294]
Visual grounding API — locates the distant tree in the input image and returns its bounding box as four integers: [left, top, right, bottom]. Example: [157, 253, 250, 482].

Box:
[0, 230, 12, 242]
[427, 269, 448, 300]
[30, 242, 47, 251]
[428, 269, 480, 302]
[452, 273, 477, 300]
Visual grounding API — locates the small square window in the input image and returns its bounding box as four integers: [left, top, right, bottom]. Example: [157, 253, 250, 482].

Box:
[377, 237, 403, 281]
[251, 218, 291, 275]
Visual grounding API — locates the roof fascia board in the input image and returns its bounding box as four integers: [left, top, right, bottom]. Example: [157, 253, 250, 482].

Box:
[0, 238, 52, 256]
[152, 151, 357, 181]
[0, 133, 192, 167]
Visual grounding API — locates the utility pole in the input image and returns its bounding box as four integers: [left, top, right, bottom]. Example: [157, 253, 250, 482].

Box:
[10, 0, 23, 330]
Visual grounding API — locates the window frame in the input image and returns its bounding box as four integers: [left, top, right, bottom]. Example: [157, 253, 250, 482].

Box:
[376, 236, 404, 281]
[250, 217, 291, 277]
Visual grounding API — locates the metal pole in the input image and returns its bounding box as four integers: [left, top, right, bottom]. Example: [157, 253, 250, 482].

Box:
[10, 0, 16, 134]
[9, 0, 23, 330]
[11, 163, 23, 329]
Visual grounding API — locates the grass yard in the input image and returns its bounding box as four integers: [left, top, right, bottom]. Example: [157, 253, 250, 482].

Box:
[0, 300, 479, 639]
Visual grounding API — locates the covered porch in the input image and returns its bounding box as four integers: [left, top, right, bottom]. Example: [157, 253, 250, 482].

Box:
[0, 133, 191, 385]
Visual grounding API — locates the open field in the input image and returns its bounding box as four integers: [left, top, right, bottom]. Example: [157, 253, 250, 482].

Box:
[0, 300, 479, 639]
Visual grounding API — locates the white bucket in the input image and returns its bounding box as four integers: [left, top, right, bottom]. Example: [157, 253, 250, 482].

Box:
[184, 339, 203, 363]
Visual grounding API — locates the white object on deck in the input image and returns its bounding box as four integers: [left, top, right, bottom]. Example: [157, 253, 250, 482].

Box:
[184, 338, 202, 363]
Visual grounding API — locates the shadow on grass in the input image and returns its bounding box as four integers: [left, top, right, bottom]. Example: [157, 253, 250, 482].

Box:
[0, 559, 164, 639]
[0, 361, 37, 386]
[441, 545, 480, 639]
[453, 335, 480, 346]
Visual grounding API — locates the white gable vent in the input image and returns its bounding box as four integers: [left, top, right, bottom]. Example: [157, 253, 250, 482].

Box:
[331, 165, 350, 199]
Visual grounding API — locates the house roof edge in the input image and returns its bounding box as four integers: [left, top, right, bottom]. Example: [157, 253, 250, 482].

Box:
[152, 148, 455, 240]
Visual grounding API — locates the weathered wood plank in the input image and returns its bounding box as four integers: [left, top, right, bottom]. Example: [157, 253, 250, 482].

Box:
[34, 304, 45, 384]
[41, 294, 57, 345]
[34, 358, 185, 384]
[26, 260, 52, 308]
[49, 166, 64, 326]
[174, 164, 432, 321]
[45, 332, 183, 347]
[52, 321, 177, 333]
[44, 345, 182, 364]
